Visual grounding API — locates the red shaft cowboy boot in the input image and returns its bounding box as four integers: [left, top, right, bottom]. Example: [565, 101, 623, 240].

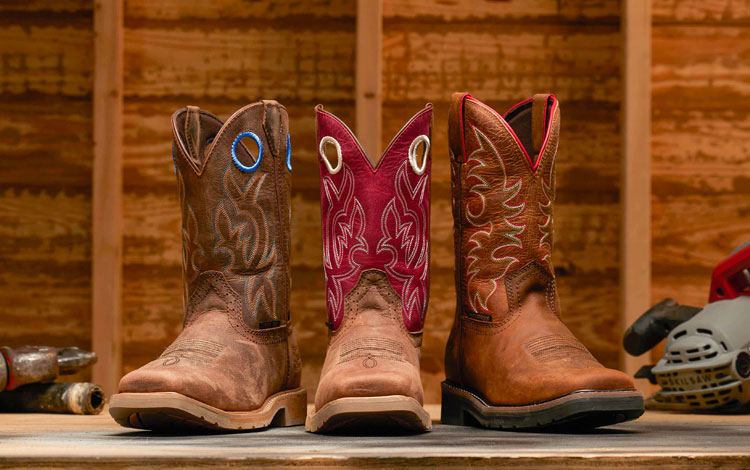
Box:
[109, 101, 305, 431]
[306, 104, 433, 433]
[443, 93, 644, 430]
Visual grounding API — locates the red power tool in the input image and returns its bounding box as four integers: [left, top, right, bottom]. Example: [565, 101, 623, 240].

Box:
[623, 242, 750, 412]
[709, 242, 750, 303]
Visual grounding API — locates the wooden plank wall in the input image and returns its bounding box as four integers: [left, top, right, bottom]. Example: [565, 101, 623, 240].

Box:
[382, 0, 624, 401]
[6, 0, 749, 404]
[0, 1, 94, 383]
[119, 1, 357, 400]
[651, 1, 750, 310]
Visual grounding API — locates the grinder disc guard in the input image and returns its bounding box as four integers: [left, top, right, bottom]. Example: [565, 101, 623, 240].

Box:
[647, 297, 750, 411]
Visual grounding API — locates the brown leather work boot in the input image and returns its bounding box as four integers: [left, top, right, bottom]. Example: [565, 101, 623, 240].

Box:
[109, 101, 306, 431]
[442, 93, 644, 431]
[305, 105, 433, 433]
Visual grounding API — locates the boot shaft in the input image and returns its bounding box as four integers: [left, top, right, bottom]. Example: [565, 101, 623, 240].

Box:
[449, 93, 560, 317]
[171, 101, 292, 330]
[316, 105, 433, 332]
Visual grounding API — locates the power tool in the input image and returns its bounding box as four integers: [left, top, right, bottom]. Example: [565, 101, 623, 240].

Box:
[624, 242, 750, 412]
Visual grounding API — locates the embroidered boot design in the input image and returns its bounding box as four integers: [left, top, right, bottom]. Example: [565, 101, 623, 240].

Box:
[110, 102, 306, 431]
[442, 93, 644, 430]
[307, 104, 433, 433]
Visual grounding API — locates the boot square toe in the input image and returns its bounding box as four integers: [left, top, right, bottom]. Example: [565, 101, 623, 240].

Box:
[443, 93, 644, 431]
[109, 101, 304, 432]
[308, 105, 434, 434]
[314, 363, 424, 410]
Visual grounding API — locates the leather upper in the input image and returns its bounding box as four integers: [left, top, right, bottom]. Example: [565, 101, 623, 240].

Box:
[313, 106, 433, 411]
[172, 101, 292, 330]
[314, 270, 424, 410]
[450, 93, 559, 318]
[316, 105, 433, 333]
[445, 93, 635, 405]
[118, 101, 301, 411]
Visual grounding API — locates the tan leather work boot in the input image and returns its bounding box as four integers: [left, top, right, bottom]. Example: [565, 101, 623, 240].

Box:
[443, 93, 644, 430]
[305, 105, 433, 433]
[109, 101, 306, 431]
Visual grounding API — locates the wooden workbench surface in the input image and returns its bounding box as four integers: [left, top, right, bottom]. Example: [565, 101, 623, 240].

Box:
[1, 407, 749, 468]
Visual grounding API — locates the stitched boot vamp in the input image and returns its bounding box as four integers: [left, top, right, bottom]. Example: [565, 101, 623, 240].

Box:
[458, 291, 634, 405]
[310, 106, 433, 431]
[314, 318, 423, 410]
[119, 310, 289, 411]
[314, 271, 424, 411]
[110, 102, 306, 430]
[442, 94, 643, 429]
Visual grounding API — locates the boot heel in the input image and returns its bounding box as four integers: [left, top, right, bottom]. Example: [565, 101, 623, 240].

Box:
[271, 388, 307, 427]
[440, 383, 468, 426]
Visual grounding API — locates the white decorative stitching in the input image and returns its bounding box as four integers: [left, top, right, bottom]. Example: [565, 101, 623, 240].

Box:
[376, 161, 429, 323]
[538, 143, 556, 264]
[465, 126, 525, 313]
[319, 136, 343, 174]
[321, 164, 368, 323]
[211, 165, 277, 321]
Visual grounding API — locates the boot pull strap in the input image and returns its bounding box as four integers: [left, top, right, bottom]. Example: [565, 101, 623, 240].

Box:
[531, 94, 552, 155]
[449, 92, 470, 163]
[184, 105, 203, 166]
[261, 101, 284, 161]
[319, 136, 342, 174]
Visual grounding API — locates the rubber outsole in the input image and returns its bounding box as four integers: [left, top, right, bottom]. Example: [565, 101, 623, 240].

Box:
[109, 388, 307, 432]
[306, 395, 432, 434]
[440, 381, 644, 432]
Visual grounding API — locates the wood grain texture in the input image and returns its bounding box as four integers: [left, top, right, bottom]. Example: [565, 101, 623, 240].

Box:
[124, 0, 355, 20]
[382, 1, 623, 400]
[0, 1, 91, 14]
[123, 25, 355, 101]
[0, 6, 93, 360]
[653, 0, 750, 23]
[651, 10, 750, 310]
[0, 0, 687, 405]
[650, 2, 750, 365]
[383, 0, 620, 21]
[4, 410, 750, 469]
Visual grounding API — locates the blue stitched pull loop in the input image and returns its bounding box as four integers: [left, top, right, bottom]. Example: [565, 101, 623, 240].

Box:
[231, 131, 263, 172]
[286, 133, 292, 171]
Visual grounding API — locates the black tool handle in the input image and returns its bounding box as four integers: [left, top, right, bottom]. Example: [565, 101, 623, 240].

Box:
[623, 298, 702, 356]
